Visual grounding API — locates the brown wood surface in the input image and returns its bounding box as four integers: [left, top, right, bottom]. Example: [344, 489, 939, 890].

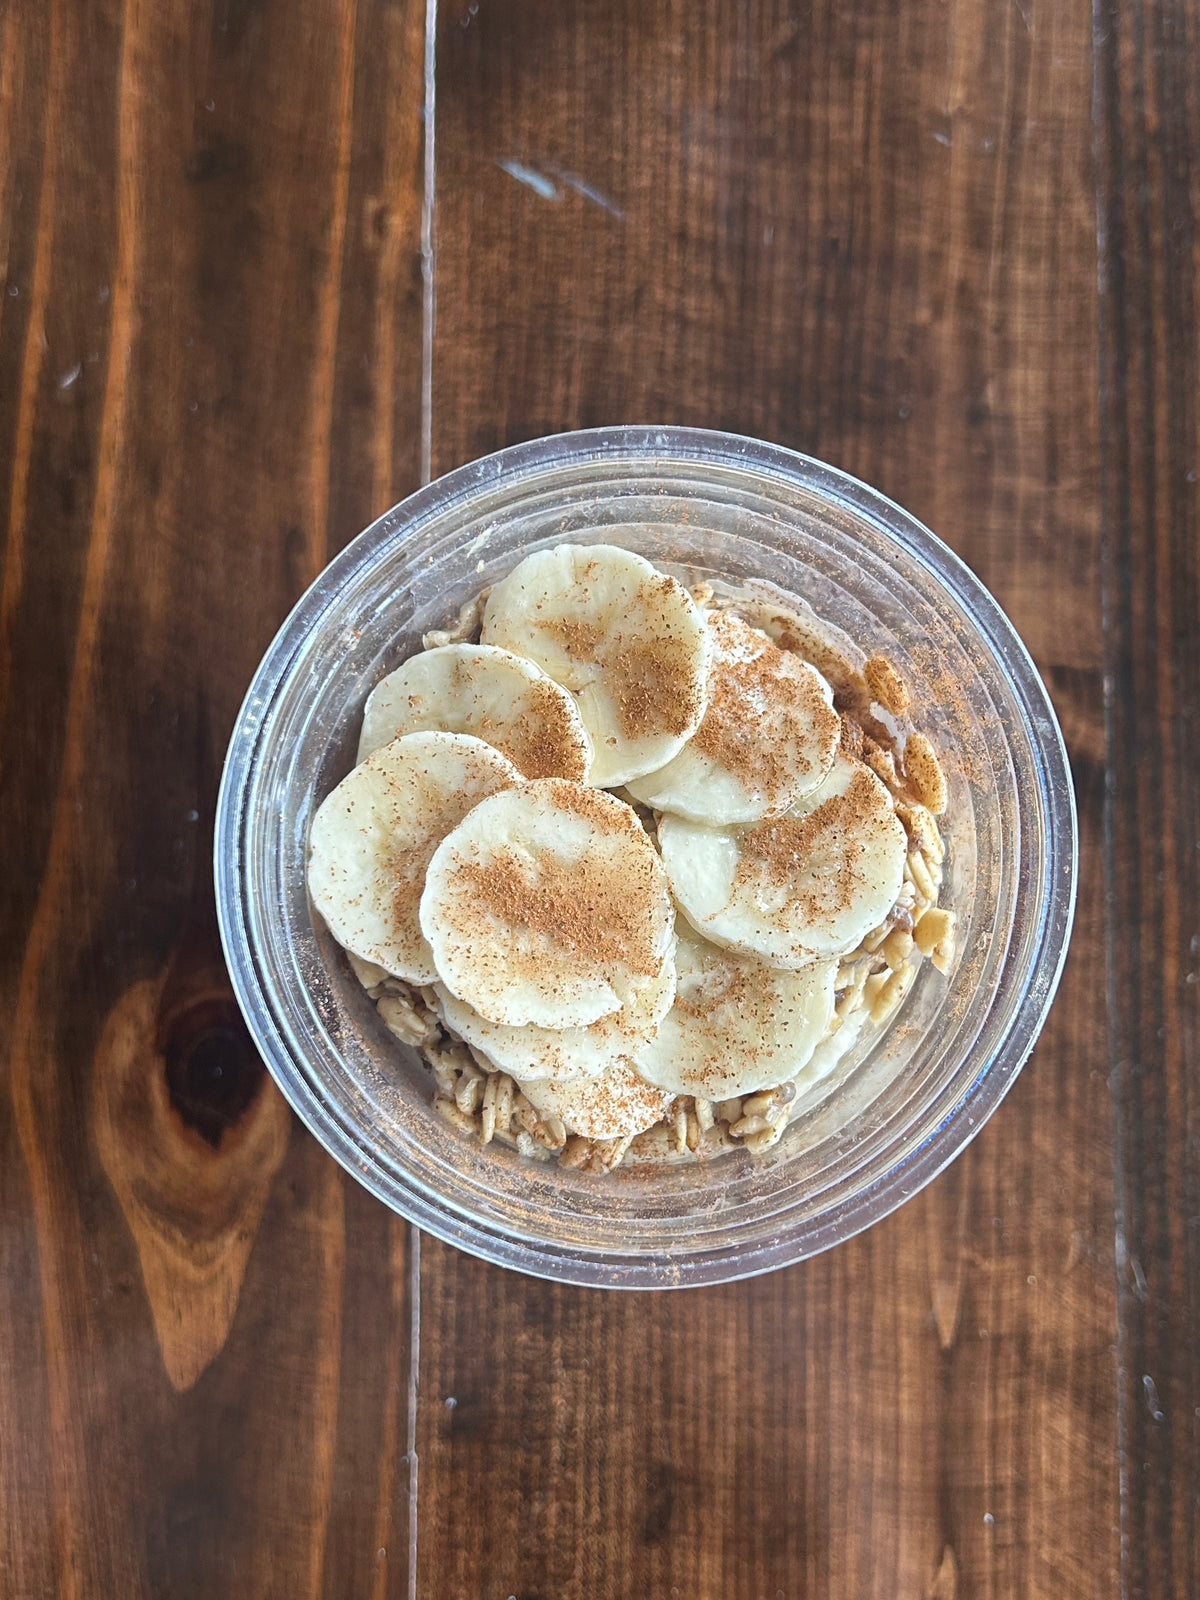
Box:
[0, 0, 1192, 1595]
[1097, 2, 1200, 1597]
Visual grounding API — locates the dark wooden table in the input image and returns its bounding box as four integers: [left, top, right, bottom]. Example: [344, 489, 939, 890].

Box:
[2, 1, 1196, 1595]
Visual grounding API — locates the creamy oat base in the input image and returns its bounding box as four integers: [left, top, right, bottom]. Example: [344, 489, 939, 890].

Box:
[316, 555, 956, 1172]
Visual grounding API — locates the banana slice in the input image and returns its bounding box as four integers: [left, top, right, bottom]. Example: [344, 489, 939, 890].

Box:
[626, 611, 840, 823]
[356, 643, 592, 780]
[520, 1061, 673, 1141]
[658, 757, 907, 966]
[433, 949, 676, 1083]
[480, 544, 710, 787]
[633, 926, 836, 1100]
[420, 778, 675, 1029]
[307, 731, 521, 982]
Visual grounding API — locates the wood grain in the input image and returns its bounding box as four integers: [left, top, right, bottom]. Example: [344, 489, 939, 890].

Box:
[0, 0, 425, 1594]
[419, 1, 1117, 1596]
[1096, 1, 1200, 1595]
[0, 0, 1195, 1594]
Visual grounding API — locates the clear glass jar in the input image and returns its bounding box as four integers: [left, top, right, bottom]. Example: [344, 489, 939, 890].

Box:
[215, 427, 1076, 1287]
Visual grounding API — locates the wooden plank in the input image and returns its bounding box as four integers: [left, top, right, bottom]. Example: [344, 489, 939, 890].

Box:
[0, 0, 426, 1594]
[1095, 2, 1200, 1595]
[418, 1, 1117, 1595]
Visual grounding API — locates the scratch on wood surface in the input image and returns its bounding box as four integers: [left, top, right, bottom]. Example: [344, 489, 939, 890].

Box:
[550, 165, 625, 217]
[7, 0, 142, 1587]
[307, 0, 358, 578]
[406, 2, 437, 1588]
[495, 158, 624, 217]
[496, 158, 560, 199]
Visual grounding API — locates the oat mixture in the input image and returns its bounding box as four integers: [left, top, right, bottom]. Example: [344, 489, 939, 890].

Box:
[315, 553, 955, 1174]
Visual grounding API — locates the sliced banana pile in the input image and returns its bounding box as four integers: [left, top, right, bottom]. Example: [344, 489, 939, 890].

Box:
[357, 642, 592, 780]
[520, 1061, 673, 1141]
[433, 956, 676, 1083]
[421, 779, 675, 1029]
[658, 757, 908, 967]
[481, 543, 710, 787]
[307, 731, 522, 982]
[626, 610, 840, 824]
[307, 542, 947, 1160]
[634, 925, 837, 1102]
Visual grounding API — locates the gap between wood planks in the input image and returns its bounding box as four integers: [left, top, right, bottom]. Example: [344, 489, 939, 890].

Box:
[1091, 0, 1130, 1582]
[408, 4, 439, 1595]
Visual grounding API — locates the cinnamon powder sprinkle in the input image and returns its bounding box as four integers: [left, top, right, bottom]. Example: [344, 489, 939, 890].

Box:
[760, 618, 865, 704]
[610, 633, 703, 740]
[526, 1062, 669, 1142]
[388, 856, 427, 939]
[736, 767, 888, 926]
[838, 714, 865, 760]
[689, 613, 839, 806]
[536, 570, 705, 743]
[903, 731, 949, 813]
[540, 615, 606, 657]
[863, 653, 910, 715]
[741, 769, 879, 883]
[672, 961, 764, 1023]
[539, 776, 631, 834]
[500, 677, 590, 780]
[458, 846, 664, 976]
